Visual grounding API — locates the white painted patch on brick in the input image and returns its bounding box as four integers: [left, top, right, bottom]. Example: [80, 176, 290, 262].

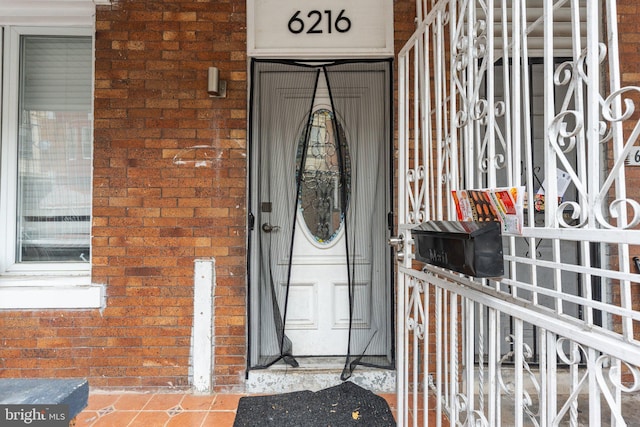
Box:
[192, 258, 215, 393]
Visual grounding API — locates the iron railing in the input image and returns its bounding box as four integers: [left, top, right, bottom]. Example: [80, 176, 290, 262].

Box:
[396, 0, 640, 425]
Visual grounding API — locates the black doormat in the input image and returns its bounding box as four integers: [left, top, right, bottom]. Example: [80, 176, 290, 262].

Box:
[233, 381, 396, 427]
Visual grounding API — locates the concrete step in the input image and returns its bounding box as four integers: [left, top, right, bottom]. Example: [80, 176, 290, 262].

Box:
[0, 378, 89, 421]
[246, 357, 395, 394]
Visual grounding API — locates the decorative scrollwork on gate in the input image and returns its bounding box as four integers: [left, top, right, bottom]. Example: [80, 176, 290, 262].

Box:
[596, 86, 640, 229]
[594, 355, 640, 426]
[406, 278, 426, 340]
[454, 393, 489, 427]
[498, 335, 541, 427]
[543, 41, 640, 231]
[554, 338, 590, 424]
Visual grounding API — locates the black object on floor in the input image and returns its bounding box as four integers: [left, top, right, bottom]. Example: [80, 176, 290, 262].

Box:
[233, 381, 396, 427]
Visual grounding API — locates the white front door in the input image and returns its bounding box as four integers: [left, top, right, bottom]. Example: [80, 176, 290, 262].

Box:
[249, 60, 392, 364]
[283, 72, 360, 355]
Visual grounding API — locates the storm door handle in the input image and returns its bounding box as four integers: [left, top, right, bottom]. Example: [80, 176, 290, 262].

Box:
[261, 223, 280, 233]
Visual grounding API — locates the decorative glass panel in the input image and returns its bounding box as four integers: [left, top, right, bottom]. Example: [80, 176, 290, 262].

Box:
[296, 109, 351, 244]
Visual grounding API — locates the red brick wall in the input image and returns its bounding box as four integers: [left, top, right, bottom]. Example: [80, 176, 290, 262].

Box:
[0, 0, 248, 391]
[91, 0, 248, 390]
[0, 0, 415, 392]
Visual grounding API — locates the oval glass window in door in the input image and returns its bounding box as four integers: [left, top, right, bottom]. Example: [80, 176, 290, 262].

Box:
[296, 109, 351, 244]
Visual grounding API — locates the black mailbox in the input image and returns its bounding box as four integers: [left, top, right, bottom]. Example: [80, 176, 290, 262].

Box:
[412, 220, 504, 278]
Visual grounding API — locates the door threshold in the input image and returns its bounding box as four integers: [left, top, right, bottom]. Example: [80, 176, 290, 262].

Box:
[246, 357, 395, 394]
[268, 356, 350, 370]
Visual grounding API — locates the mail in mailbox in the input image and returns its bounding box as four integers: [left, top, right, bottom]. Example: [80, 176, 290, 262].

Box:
[412, 220, 504, 278]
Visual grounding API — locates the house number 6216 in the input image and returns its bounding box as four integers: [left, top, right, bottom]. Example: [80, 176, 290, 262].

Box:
[288, 10, 352, 34]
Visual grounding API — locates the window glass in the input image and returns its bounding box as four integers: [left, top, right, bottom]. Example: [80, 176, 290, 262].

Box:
[16, 36, 92, 262]
[296, 109, 351, 244]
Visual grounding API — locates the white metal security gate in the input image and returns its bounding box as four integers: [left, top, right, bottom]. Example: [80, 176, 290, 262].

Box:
[395, 0, 640, 426]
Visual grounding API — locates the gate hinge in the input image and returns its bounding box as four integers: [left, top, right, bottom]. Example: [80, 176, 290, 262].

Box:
[248, 212, 255, 230]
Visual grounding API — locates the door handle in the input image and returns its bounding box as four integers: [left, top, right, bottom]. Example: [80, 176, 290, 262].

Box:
[389, 234, 414, 263]
[262, 223, 280, 233]
[388, 234, 404, 249]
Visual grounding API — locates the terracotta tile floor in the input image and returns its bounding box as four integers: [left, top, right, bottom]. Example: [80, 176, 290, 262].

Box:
[75, 390, 397, 427]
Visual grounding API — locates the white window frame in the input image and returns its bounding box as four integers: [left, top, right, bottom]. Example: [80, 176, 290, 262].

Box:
[0, 25, 104, 309]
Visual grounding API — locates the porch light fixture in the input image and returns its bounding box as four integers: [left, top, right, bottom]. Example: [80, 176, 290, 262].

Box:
[207, 66, 227, 98]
